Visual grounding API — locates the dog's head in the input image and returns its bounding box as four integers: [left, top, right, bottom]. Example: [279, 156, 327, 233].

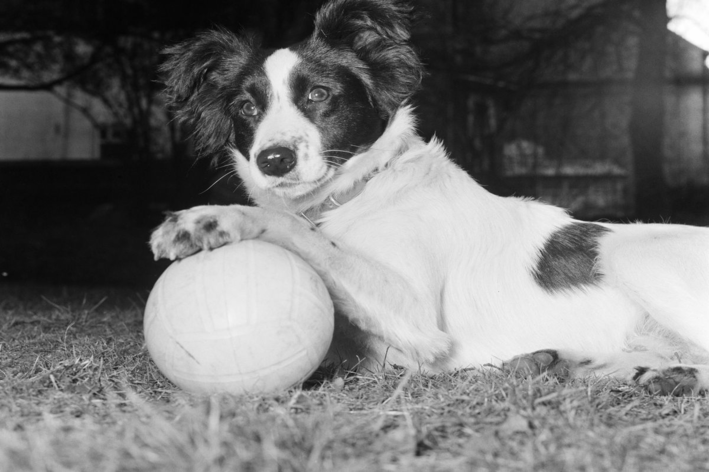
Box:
[161, 0, 422, 201]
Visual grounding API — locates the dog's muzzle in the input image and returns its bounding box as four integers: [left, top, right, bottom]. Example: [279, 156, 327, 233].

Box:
[256, 146, 296, 176]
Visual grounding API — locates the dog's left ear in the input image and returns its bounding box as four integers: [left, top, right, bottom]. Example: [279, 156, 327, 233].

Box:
[312, 0, 423, 117]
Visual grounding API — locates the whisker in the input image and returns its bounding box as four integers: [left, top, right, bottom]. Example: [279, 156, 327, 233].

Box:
[355, 145, 399, 152]
[231, 176, 247, 195]
[212, 162, 234, 171]
[322, 160, 344, 169]
[199, 170, 236, 195]
[322, 149, 357, 155]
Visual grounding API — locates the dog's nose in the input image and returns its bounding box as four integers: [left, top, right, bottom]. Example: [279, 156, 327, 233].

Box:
[256, 147, 296, 176]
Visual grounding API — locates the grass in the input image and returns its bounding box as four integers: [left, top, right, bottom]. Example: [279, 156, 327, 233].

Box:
[2, 286, 709, 471]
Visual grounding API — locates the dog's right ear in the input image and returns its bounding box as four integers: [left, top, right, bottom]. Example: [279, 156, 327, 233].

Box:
[160, 30, 255, 156]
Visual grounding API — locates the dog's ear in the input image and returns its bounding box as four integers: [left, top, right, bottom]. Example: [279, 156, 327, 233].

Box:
[312, 0, 423, 117]
[160, 30, 255, 156]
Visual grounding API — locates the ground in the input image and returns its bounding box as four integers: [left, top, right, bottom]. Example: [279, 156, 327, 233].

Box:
[2, 285, 709, 471]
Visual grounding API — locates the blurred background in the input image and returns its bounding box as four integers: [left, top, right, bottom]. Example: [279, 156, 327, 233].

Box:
[0, 0, 707, 287]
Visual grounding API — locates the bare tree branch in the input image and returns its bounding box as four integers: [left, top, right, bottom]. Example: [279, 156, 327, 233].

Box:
[0, 46, 105, 91]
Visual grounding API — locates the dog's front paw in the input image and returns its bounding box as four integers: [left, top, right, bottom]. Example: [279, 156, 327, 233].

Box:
[402, 328, 452, 365]
[633, 366, 703, 396]
[150, 206, 238, 260]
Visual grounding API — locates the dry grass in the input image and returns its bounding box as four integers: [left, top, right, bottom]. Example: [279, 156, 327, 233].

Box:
[2, 285, 709, 472]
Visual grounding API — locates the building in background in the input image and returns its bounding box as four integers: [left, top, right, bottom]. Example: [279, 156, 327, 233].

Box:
[441, 0, 709, 218]
[0, 85, 108, 161]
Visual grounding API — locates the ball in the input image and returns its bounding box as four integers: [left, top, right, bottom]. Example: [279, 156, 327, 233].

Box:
[144, 240, 334, 395]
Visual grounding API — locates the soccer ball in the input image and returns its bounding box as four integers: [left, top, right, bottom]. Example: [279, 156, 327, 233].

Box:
[144, 240, 334, 394]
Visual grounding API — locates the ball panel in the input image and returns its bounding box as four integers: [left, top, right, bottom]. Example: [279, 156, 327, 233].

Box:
[168, 320, 313, 368]
[157, 320, 325, 394]
[162, 348, 314, 394]
[146, 309, 332, 393]
[198, 241, 297, 329]
[155, 244, 294, 334]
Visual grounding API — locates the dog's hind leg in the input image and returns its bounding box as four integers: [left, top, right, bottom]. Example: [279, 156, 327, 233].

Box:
[502, 348, 709, 395]
[633, 365, 709, 396]
[599, 224, 709, 354]
[502, 348, 667, 382]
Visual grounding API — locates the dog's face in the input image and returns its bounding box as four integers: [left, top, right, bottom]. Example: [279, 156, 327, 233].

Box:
[161, 0, 422, 199]
[229, 45, 387, 197]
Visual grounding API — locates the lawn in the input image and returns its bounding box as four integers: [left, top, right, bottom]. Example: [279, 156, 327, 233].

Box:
[2, 285, 709, 471]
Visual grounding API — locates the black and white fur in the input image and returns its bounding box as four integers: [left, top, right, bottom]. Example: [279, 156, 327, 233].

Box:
[151, 0, 709, 395]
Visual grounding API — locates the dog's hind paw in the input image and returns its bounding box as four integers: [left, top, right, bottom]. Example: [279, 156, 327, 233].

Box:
[502, 349, 572, 380]
[633, 366, 705, 396]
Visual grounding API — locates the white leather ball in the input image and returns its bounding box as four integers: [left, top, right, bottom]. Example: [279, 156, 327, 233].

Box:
[144, 240, 334, 394]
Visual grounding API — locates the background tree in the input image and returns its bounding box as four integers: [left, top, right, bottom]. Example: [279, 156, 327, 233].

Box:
[629, 0, 670, 220]
[416, 0, 673, 220]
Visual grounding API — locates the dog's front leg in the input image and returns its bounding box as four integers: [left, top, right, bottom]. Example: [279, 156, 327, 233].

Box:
[150, 205, 451, 365]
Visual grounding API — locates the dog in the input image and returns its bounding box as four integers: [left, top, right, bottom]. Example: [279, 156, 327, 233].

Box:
[151, 0, 709, 395]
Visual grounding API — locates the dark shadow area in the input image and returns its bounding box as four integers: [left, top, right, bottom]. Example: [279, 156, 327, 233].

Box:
[0, 158, 249, 288]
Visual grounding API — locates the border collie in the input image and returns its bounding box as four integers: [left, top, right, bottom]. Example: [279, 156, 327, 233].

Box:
[151, 0, 709, 395]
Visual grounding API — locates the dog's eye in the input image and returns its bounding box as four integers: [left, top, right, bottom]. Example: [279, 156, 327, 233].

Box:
[240, 101, 258, 117]
[308, 87, 329, 102]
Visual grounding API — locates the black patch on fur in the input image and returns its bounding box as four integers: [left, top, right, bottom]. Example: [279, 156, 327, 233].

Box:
[198, 217, 219, 233]
[533, 222, 611, 293]
[228, 53, 275, 157]
[289, 49, 386, 163]
[173, 230, 193, 245]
